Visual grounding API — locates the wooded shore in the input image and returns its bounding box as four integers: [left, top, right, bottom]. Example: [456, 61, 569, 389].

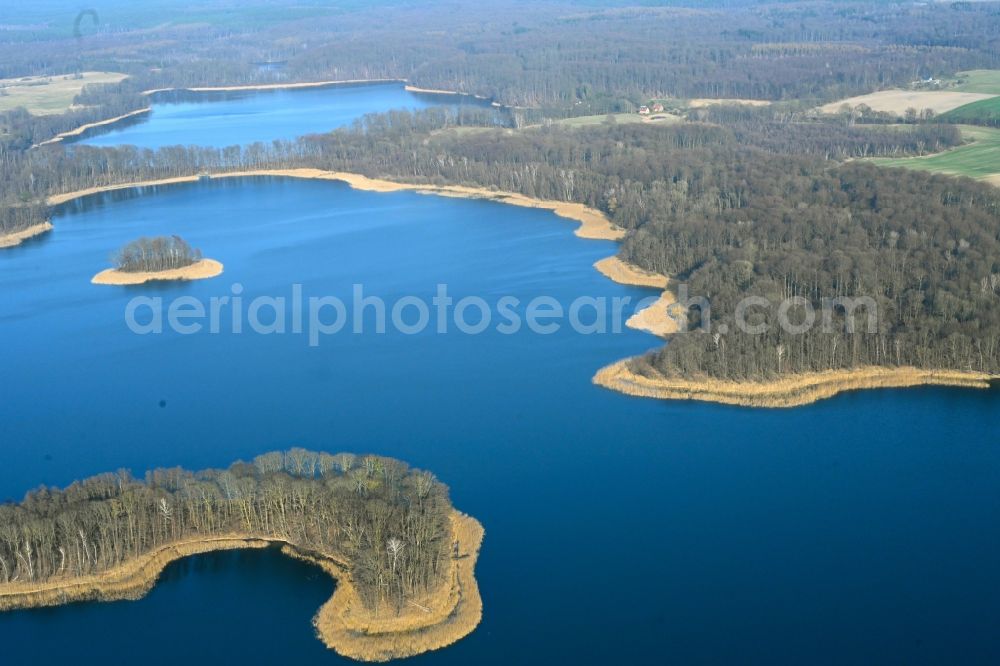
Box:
[0, 511, 484, 662]
[45, 171, 996, 407]
[0, 221, 52, 248]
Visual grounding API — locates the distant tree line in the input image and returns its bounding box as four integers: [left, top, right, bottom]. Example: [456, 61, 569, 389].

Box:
[0, 450, 453, 614]
[691, 104, 964, 159]
[4, 0, 1000, 147]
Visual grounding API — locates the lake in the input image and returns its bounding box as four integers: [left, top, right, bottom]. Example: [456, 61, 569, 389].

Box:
[75, 82, 478, 148]
[1, 90, 999, 665]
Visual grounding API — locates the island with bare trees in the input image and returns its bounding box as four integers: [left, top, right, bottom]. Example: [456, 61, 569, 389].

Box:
[0, 449, 485, 662]
[91, 235, 223, 285]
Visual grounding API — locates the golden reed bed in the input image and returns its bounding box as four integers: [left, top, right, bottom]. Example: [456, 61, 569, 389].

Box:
[91, 258, 223, 285]
[594, 361, 996, 408]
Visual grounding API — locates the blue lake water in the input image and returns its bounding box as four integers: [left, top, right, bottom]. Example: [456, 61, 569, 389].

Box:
[76, 83, 467, 148]
[2, 91, 1000, 664]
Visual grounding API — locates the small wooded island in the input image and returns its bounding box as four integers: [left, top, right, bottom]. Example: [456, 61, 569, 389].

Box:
[0, 449, 484, 662]
[92, 235, 223, 285]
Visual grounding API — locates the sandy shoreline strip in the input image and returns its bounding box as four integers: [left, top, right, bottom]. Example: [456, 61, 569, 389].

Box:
[0, 221, 53, 248]
[142, 79, 496, 105]
[625, 291, 680, 338]
[594, 361, 996, 408]
[594, 256, 667, 289]
[91, 258, 223, 285]
[403, 84, 502, 107]
[0, 510, 484, 663]
[35, 107, 151, 147]
[594, 255, 679, 337]
[142, 78, 406, 95]
[47, 169, 626, 241]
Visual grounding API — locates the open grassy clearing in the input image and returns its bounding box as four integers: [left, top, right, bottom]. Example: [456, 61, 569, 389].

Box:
[870, 125, 1000, 178]
[549, 112, 681, 127]
[552, 112, 646, 126]
[0, 71, 127, 114]
[686, 98, 771, 108]
[948, 69, 1000, 94]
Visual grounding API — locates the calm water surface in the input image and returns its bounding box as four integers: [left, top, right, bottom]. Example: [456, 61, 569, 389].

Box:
[76, 83, 466, 148]
[1, 95, 999, 665]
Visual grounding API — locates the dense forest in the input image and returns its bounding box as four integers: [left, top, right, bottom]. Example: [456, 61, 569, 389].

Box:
[112, 236, 202, 273]
[622, 160, 1000, 380]
[4, 0, 1000, 147]
[0, 202, 48, 236]
[0, 450, 454, 613]
[690, 104, 965, 159]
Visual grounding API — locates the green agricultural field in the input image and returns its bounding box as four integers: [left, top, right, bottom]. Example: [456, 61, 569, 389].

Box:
[0, 71, 127, 114]
[939, 96, 1000, 125]
[949, 70, 1000, 94]
[871, 125, 1000, 179]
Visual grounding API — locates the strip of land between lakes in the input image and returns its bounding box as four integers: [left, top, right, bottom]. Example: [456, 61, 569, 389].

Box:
[34, 107, 151, 147]
[140, 78, 407, 94]
[142, 78, 503, 106]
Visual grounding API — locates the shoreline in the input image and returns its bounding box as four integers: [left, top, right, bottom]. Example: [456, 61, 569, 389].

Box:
[145, 79, 500, 106]
[35, 107, 151, 147]
[0, 510, 484, 663]
[91, 258, 224, 285]
[0, 221, 53, 248]
[403, 84, 502, 108]
[594, 255, 679, 337]
[593, 361, 997, 408]
[47, 168, 626, 241]
[41, 78, 503, 146]
[303, 512, 484, 662]
[45, 171, 995, 407]
[142, 78, 406, 95]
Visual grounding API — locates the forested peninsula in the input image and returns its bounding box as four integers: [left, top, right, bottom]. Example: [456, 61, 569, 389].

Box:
[0, 450, 485, 662]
